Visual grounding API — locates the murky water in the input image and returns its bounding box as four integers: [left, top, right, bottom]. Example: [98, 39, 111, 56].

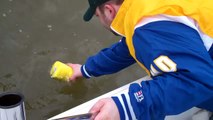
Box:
[0, 0, 146, 119]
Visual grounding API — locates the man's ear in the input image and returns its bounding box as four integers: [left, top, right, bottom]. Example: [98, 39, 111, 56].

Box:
[103, 4, 116, 21]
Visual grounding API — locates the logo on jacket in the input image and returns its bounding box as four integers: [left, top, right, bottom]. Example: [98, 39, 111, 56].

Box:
[134, 90, 144, 102]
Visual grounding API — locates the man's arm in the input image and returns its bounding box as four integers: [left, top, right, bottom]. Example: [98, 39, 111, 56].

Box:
[81, 37, 136, 78]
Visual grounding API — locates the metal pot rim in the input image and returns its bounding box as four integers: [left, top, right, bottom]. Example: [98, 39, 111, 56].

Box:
[0, 92, 24, 109]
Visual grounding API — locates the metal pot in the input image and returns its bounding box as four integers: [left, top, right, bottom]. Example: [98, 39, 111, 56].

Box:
[0, 92, 26, 120]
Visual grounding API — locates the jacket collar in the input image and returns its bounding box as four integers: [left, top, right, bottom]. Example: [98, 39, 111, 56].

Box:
[110, 0, 133, 37]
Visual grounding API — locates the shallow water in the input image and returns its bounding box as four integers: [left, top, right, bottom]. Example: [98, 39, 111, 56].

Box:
[0, 0, 146, 119]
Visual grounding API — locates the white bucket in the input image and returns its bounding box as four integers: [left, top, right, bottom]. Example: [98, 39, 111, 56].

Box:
[0, 92, 26, 120]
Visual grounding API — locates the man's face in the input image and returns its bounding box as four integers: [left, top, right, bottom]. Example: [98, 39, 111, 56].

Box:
[95, 7, 113, 30]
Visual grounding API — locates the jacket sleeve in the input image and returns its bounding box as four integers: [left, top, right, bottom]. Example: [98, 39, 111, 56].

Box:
[112, 21, 213, 120]
[81, 38, 136, 78]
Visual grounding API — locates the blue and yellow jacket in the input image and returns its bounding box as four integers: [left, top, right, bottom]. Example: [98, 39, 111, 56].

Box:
[81, 0, 213, 119]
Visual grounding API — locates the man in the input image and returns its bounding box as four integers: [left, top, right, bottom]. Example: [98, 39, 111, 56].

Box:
[68, 0, 213, 119]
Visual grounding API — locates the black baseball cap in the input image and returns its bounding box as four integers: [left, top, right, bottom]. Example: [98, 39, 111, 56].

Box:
[84, 0, 110, 21]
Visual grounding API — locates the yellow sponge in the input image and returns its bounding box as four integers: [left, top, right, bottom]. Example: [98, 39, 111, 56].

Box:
[50, 61, 73, 81]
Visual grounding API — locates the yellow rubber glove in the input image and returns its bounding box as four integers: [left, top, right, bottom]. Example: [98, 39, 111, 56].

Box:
[50, 61, 73, 81]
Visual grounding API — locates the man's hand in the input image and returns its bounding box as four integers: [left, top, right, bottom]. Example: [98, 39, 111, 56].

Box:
[67, 63, 83, 81]
[89, 98, 120, 120]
